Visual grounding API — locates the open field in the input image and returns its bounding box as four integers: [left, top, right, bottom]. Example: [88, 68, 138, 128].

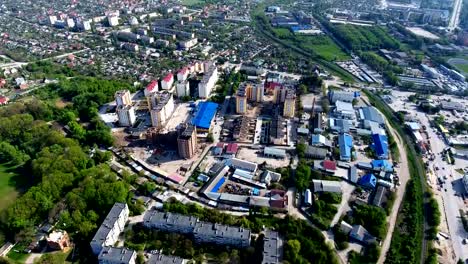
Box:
[447, 57, 468, 76]
[272, 28, 350, 61]
[0, 163, 22, 211]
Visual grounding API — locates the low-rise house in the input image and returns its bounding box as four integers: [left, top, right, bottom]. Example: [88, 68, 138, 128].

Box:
[305, 146, 327, 159]
[47, 230, 70, 251]
[313, 180, 342, 193]
[350, 225, 376, 245]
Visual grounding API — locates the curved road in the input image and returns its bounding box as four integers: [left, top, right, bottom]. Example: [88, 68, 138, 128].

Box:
[360, 95, 411, 264]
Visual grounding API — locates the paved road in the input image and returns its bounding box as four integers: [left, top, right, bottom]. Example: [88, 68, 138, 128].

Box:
[449, 0, 464, 30]
[415, 111, 468, 262]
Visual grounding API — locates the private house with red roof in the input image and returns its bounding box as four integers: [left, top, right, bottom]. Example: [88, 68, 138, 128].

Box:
[225, 143, 238, 155]
[144, 80, 159, 97]
[313, 160, 337, 175]
[0, 96, 9, 105]
[161, 73, 174, 90]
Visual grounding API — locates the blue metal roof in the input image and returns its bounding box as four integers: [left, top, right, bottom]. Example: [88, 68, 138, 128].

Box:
[338, 133, 353, 160]
[371, 160, 393, 171]
[359, 174, 377, 189]
[210, 177, 225, 193]
[191, 101, 218, 129]
[372, 134, 389, 159]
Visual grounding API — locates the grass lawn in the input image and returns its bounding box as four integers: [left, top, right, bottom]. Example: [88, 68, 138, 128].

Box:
[0, 163, 23, 211]
[181, 0, 204, 6]
[6, 244, 29, 263]
[452, 63, 468, 76]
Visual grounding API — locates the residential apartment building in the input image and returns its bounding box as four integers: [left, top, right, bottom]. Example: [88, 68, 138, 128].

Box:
[142, 211, 251, 249]
[262, 230, 282, 264]
[116, 105, 136, 127]
[148, 92, 175, 128]
[176, 81, 190, 97]
[161, 73, 174, 90]
[235, 85, 248, 114]
[147, 253, 187, 264]
[98, 246, 136, 264]
[283, 90, 296, 118]
[198, 62, 218, 98]
[178, 125, 197, 159]
[145, 80, 159, 97]
[90, 203, 129, 255]
[115, 90, 132, 107]
[143, 211, 198, 234]
[193, 222, 251, 248]
[177, 67, 189, 82]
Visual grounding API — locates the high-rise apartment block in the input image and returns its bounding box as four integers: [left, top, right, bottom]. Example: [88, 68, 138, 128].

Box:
[115, 90, 132, 107]
[283, 90, 296, 118]
[148, 92, 174, 128]
[116, 105, 136, 127]
[235, 85, 247, 114]
[177, 125, 197, 159]
[198, 62, 218, 98]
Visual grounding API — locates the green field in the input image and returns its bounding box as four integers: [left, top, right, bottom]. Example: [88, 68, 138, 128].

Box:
[272, 28, 349, 61]
[451, 62, 468, 76]
[0, 163, 23, 211]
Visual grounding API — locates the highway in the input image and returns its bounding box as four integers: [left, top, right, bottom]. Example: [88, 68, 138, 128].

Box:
[449, 0, 464, 31]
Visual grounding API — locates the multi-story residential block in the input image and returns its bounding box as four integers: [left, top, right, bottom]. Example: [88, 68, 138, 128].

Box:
[179, 38, 198, 50]
[116, 105, 136, 127]
[147, 253, 187, 264]
[143, 211, 198, 234]
[98, 246, 136, 264]
[235, 86, 247, 114]
[178, 125, 197, 159]
[90, 203, 129, 255]
[193, 222, 251, 248]
[176, 81, 190, 97]
[273, 85, 288, 104]
[161, 73, 174, 90]
[142, 211, 251, 248]
[145, 80, 159, 97]
[177, 67, 189, 82]
[115, 90, 132, 107]
[107, 16, 119, 27]
[283, 90, 296, 118]
[262, 230, 282, 264]
[148, 92, 174, 128]
[198, 62, 218, 98]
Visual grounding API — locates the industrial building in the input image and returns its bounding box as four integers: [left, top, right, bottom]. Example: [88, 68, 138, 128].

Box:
[178, 125, 198, 159]
[328, 90, 359, 103]
[338, 133, 353, 161]
[90, 203, 129, 255]
[371, 134, 389, 159]
[334, 101, 356, 120]
[191, 101, 218, 131]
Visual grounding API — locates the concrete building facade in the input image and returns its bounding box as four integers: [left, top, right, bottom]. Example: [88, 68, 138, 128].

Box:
[178, 125, 198, 159]
[116, 105, 136, 127]
[90, 203, 129, 255]
[115, 90, 132, 107]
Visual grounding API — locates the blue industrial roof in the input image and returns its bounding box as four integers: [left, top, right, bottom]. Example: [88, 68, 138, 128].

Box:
[338, 133, 353, 160]
[291, 25, 313, 32]
[191, 101, 218, 129]
[371, 160, 393, 172]
[210, 177, 225, 193]
[372, 134, 389, 159]
[359, 174, 377, 189]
